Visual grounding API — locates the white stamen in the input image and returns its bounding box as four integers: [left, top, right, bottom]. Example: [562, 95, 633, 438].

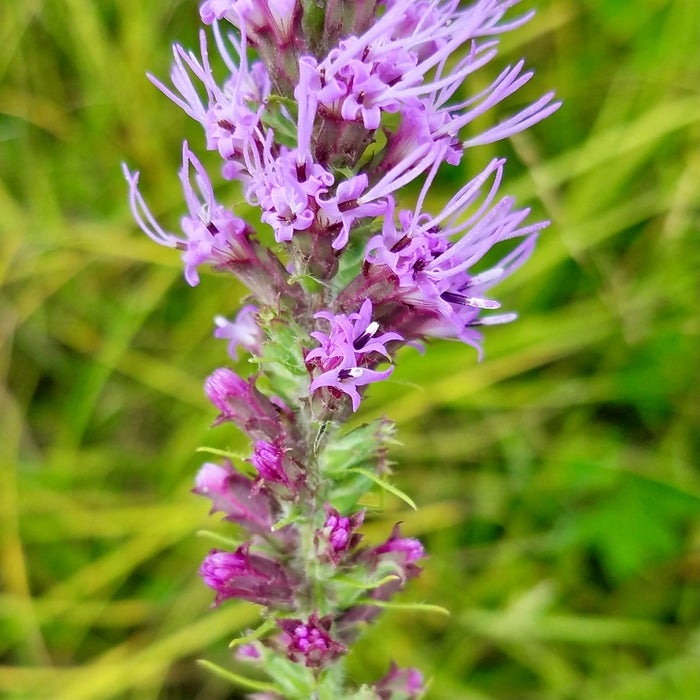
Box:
[365, 321, 379, 337]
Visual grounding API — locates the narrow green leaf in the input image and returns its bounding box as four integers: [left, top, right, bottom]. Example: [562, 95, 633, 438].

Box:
[346, 467, 417, 510]
[196, 530, 240, 550]
[355, 599, 451, 617]
[196, 659, 282, 693]
[196, 446, 248, 461]
[272, 511, 300, 531]
[334, 574, 401, 589]
[229, 617, 276, 648]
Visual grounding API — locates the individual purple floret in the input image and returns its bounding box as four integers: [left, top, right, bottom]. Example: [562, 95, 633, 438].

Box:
[123, 143, 257, 287]
[375, 662, 425, 700]
[276, 611, 347, 669]
[307, 299, 402, 412]
[314, 173, 389, 250]
[316, 503, 365, 565]
[214, 305, 263, 360]
[200, 544, 296, 608]
[308, 299, 402, 366]
[309, 365, 394, 412]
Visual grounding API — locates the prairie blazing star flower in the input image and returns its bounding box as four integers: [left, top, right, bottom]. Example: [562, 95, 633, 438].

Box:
[123, 142, 265, 287]
[360, 155, 546, 355]
[125, 0, 559, 693]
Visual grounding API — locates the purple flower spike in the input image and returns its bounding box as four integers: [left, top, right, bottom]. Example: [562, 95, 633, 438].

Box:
[317, 503, 365, 565]
[126, 0, 560, 691]
[200, 544, 296, 608]
[193, 461, 274, 534]
[276, 611, 347, 669]
[375, 662, 425, 700]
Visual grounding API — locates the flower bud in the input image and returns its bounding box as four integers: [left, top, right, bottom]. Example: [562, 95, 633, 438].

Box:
[276, 611, 347, 669]
[251, 440, 291, 485]
[200, 544, 296, 608]
[316, 503, 365, 565]
[193, 461, 274, 535]
[373, 523, 425, 581]
[204, 368, 284, 442]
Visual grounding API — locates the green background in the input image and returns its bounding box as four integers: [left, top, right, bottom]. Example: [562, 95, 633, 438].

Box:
[1, 1, 697, 698]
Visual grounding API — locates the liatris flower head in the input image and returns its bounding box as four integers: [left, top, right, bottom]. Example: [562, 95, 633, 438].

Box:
[125, 0, 559, 694]
[307, 299, 403, 412]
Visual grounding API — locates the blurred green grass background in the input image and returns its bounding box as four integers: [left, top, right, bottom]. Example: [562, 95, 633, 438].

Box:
[0, 0, 698, 698]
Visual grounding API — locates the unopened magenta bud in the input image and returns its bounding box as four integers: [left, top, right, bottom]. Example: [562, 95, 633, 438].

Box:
[317, 503, 365, 564]
[276, 611, 347, 669]
[250, 440, 295, 492]
[199, 544, 296, 608]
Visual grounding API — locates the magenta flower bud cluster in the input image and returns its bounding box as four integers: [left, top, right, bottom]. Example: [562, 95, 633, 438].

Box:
[124, 0, 558, 696]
